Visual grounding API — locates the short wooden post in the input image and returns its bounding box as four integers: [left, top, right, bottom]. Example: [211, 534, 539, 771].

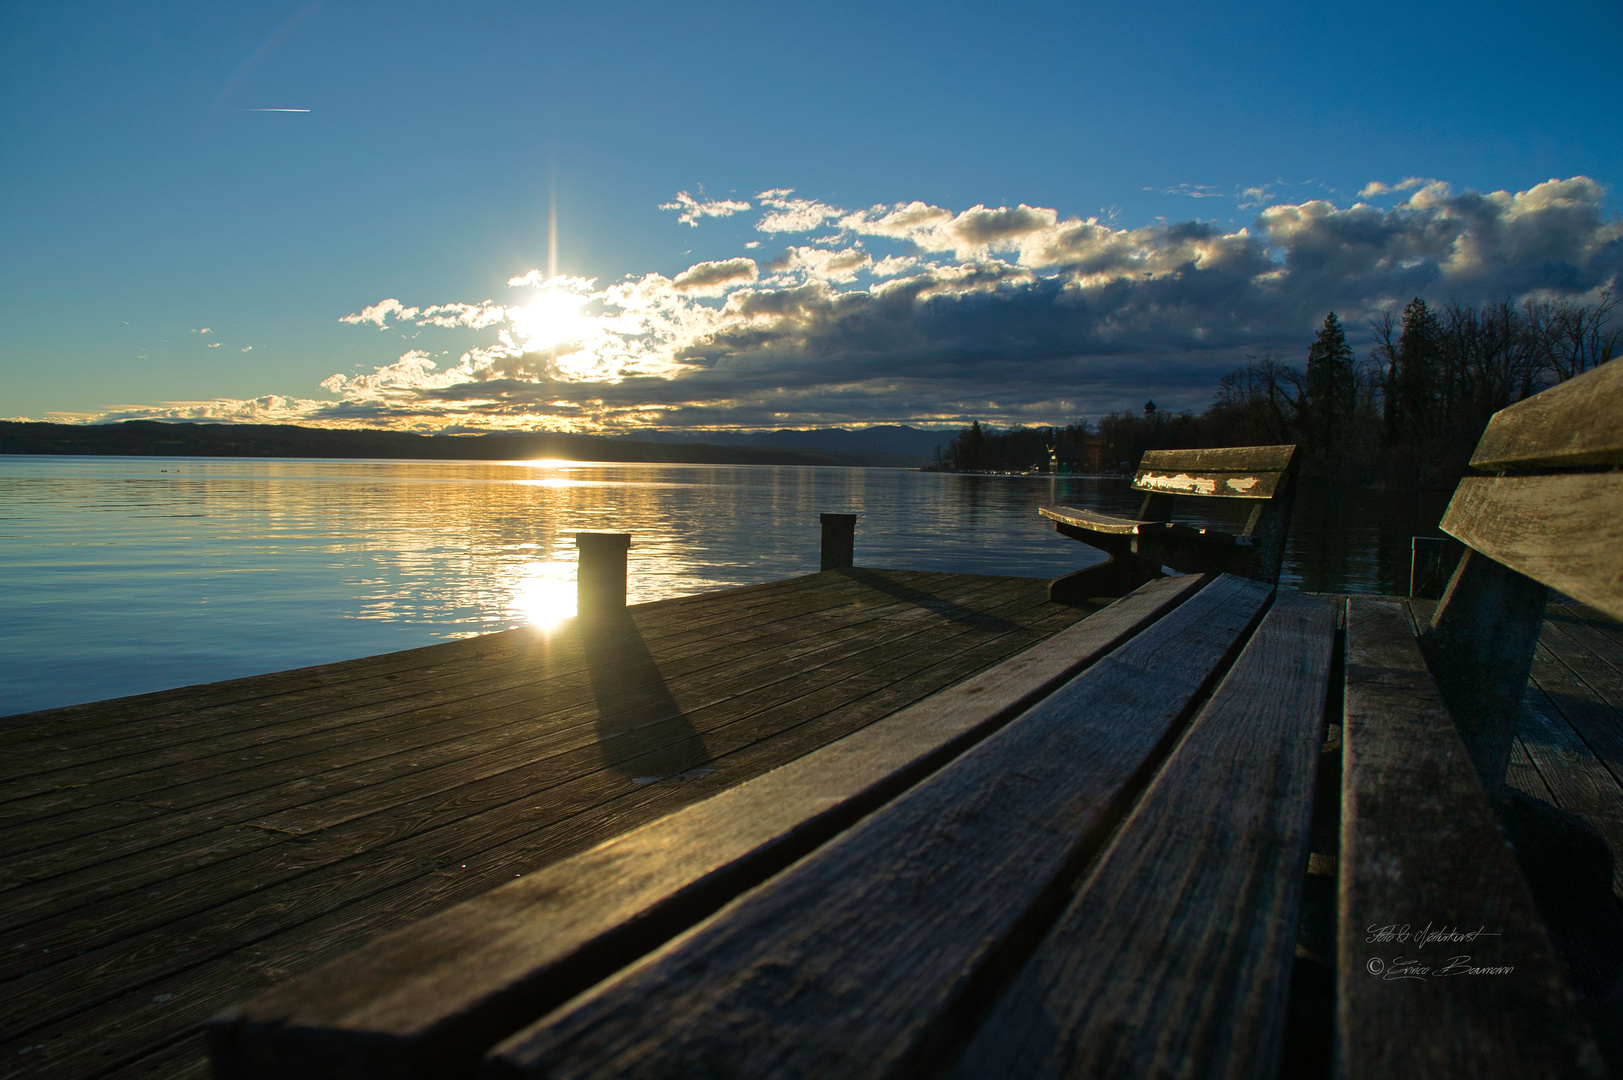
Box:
[576, 532, 630, 613]
[820, 514, 856, 570]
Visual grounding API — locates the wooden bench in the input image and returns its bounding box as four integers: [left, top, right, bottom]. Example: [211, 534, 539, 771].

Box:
[1039, 444, 1301, 602]
[205, 365, 1621, 1079]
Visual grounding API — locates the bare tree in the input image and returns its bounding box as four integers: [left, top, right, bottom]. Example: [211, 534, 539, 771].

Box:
[1369, 309, 1399, 432]
[1527, 287, 1619, 381]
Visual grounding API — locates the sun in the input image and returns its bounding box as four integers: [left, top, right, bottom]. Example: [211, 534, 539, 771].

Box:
[509, 288, 592, 352]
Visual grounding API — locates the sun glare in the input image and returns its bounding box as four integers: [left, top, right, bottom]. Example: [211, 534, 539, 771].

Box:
[509, 289, 592, 352]
[510, 562, 576, 628]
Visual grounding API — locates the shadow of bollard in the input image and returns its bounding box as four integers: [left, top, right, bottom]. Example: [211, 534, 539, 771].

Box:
[574, 531, 711, 782]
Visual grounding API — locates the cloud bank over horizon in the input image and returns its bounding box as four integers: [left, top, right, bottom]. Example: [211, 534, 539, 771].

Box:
[89, 176, 1622, 434]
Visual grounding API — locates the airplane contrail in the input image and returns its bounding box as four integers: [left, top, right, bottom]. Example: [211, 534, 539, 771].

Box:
[247, 108, 311, 112]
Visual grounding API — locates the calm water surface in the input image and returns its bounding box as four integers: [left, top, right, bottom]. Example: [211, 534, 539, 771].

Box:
[0, 456, 1450, 714]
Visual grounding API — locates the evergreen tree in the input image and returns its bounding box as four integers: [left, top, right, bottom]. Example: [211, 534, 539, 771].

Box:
[1304, 311, 1356, 464]
[1394, 297, 1441, 442]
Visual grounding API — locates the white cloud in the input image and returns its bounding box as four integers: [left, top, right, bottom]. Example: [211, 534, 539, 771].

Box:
[1146, 183, 1225, 198]
[95, 395, 333, 425]
[672, 257, 759, 295]
[756, 189, 844, 233]
[340, 298, 418, 328]
[766, 245, 872, 283]
[1358, 177, 1433, 199]
[338, 296, 504, 330]
[190, 327, 212, 334]
[659, 190, 752, 227]
[240, 346, 253, 352]
[207, 341, 222, 348]
[89, 175, 1620, 434]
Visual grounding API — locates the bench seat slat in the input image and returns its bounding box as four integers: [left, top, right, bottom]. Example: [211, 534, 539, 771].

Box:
[1039, 505, 1254, 546]
[1339, 599, 1601, 1079]
[946, 592, 1336, 1080]
[204, 576, 1206, 1080]
[484, 576, 1274, 1080]
[1441, 473, 1623, 622]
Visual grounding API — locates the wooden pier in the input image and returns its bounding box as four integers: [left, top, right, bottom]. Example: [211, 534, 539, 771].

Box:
[1, 568, 1100, 1079]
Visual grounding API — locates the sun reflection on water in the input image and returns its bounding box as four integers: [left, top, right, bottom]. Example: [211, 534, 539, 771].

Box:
[509, 561, 577, 628]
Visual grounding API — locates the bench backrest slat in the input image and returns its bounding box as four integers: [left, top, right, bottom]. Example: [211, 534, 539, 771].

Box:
[1441, 473, 1623, 622]
[1469, 358, 1623, 470]
[1133, 445, 1298, 499]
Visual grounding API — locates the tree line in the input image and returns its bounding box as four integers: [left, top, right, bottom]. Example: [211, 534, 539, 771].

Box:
[935, 290, 1617, 486]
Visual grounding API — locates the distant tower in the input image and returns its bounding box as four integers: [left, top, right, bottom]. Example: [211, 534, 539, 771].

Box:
[1144, 398, 1157, 419]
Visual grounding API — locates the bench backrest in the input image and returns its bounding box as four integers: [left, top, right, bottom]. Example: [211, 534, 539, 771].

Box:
[1426, 357, 1622, 791]
[1131, 444, 1299, 501]
[1441, 357, 1623, 620]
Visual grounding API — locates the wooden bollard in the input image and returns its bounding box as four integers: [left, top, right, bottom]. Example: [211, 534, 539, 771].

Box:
[820, 514, 856, 571]
[576, 532, 631, 613]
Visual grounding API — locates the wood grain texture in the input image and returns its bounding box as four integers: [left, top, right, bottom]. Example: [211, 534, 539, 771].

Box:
[1508, 736, 1557, 804]
[1138, 444, 1298, 471]
[1470, 358, 1623, 470]
[1516, 680, 1623, 899]
[1441, 473, 1623, 622]
[3, 583, 1070, 1036]
[1040, 507, 1257, 547]
[1039, 504, 1144, 534]
[1338, 599, 1602, 1080]
[0, 577, 1033, 893]
[483, 575, 1272, 1080]
[204, 575, 1208, 1080]
[945, 592, 1336, 1080]
[0, 572, 1093, 1079]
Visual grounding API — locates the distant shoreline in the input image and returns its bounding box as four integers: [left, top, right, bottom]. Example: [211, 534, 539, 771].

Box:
[0, 420, 931, 470]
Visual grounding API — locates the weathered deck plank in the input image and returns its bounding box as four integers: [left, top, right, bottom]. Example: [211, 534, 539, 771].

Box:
[0, 569, 1095, 1079]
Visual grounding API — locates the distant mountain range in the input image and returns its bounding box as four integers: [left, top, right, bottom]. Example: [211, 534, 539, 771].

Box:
[0, 421, 949, 468]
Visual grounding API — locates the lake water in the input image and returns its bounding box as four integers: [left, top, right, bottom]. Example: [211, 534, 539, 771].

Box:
[0, 456, 1451, 715]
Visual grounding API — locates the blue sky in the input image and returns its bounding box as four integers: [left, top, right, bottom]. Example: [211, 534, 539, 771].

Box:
[3, 0, 1620, 432]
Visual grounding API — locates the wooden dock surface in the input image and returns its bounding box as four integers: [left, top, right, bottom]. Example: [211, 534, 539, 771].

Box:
[0, 569, 1097, 1079]
[3, 576, 1622, 1079]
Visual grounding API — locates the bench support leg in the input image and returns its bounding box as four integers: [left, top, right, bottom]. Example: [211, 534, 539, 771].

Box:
[1421, 547, 1547, 792]
[1048, 553, 1163, 604]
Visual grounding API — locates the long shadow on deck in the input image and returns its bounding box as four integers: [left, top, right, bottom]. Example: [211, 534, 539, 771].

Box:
[579, 610, 712, 782]
[834, 568, 1027, 632]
